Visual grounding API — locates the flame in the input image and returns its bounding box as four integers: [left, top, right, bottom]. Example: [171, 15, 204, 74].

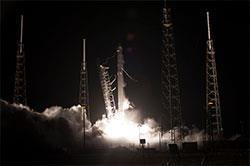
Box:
[122, 99, 130, 111]
[103, 114, 154, 143]
[98, 99, 154, 144]
[103, 112, 138, 140]
[93, 99, 177, 147]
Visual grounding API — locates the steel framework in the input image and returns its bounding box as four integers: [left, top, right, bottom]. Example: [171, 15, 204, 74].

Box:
[161, 4, 182, 143]
[99, 64, 116, 118]
[79, 39, 90, 120]
[205, 12, 223, 141]
[14, 15, 27, 105]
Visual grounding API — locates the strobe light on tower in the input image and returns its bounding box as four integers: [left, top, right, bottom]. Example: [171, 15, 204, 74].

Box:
[205, 12, 223, 141]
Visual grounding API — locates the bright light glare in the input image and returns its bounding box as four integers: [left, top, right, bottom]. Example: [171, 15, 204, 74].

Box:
[101, 100, 152, 143]
[122, 99, 130, 111]
[94, 99, 161, 145]
[104, 112, 138, 140]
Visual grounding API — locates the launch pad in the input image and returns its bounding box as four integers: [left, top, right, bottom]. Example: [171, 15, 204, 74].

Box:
[1, 0, 249, 165]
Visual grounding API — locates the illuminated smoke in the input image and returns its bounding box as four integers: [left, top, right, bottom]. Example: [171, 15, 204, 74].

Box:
[92, 98, 206, 149]
[92, 98, 168, 148]
[183, 127, 205, 148]
[93, 108, 160, 147]
[42, 105, 92, 140]
[2, 100, 205, 150]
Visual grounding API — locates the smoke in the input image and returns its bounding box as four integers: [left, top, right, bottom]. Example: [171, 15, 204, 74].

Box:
[1, 99, 205, 152]
[92, 105, 205, 149]
[42, 105, 92, 137]
[183, 125, 204, 146]
[93, 110, 160, 147]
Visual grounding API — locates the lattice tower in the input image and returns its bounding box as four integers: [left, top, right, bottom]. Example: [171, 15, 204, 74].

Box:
[14, 15, 27, 105]
[205, 12, 223, 141]
[161, 3, 182, 143]
[79, 39, 90, 120]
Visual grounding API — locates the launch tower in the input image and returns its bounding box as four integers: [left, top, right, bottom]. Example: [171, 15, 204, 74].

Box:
[161, 2, 182, 143]
[205, 12, 223, 141]
[79, 39, 90, 120]
[99, 65, 116, 118]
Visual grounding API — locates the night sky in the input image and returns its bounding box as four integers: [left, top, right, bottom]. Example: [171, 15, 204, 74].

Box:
[1, 1, 249, 137]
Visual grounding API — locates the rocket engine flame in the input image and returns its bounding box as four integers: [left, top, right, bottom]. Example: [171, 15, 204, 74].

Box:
[122, 98, 130, 111]
[93, 98, 160, 146]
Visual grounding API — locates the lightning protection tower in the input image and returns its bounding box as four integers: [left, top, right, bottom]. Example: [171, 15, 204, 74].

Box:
[13, 15, 27, 105]
[161, 2, 182, 143]
[79, 39, 90, 121]
[205, 12, 223, 141]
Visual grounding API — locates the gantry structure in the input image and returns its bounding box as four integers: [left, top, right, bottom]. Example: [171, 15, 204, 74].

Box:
[99, 64, 116, 119]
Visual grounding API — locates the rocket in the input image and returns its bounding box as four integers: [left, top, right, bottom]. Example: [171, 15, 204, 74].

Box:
[117, 45, 125, 113]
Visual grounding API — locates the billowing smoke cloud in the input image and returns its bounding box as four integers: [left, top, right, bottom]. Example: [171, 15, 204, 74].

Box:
[1, 99, 205, 153]
[93, 110, 161, 148]
[183, 125, 205, 148]
[42, 106, 91, 136]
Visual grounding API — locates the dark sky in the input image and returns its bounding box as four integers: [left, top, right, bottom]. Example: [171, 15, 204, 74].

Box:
[1, 1, 249, 137]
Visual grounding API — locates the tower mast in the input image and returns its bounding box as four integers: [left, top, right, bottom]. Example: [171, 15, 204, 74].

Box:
[79, 39, 90, 120]
[205, 12, 223, 141]
[14, 15, 27, 105]
[161, 2, 182, 143]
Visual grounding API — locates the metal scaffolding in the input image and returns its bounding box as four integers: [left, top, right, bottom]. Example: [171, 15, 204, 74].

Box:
[99, 64, 116, 119]
[14, 15, 27, 105]
[205, 12, 223, 141]
[79, 39, 90, 121]
[161, 3, 182, 143]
